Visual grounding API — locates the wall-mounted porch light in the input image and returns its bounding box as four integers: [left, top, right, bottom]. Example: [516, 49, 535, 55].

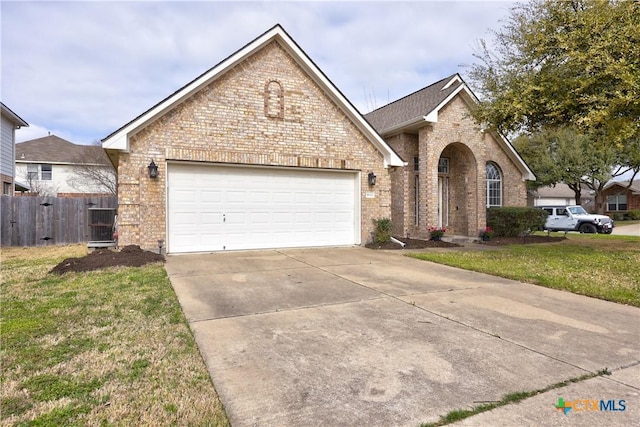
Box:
[148, 160, 159, 179]
[368, 172, 377, 186]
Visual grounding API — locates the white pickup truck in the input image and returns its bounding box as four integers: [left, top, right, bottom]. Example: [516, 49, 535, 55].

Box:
[540, 205, 614, 234]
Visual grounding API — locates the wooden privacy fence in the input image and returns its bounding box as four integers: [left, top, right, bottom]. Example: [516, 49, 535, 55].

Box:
[0, 195, 117, 247]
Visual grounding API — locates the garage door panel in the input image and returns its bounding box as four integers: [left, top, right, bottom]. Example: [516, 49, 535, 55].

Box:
[201, 190, 223, 203]
[273, 212, 292, 223]
[201, 213, 223, 226]
[168, 164, 357, 253]
[250, 191, 269, 203]
[273, 192, 291, 203]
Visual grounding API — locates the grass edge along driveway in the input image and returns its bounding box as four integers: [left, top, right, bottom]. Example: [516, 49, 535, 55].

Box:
[409, 233, 640, 307]
[1, 245, 229, 426]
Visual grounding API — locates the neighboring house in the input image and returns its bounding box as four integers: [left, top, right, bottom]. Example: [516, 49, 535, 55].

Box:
[602, 180, 640, 217]
[527, 183, 595, 212]
[102, 25, 534, 253]
[1, 102, 29, 195]
[103, 25, 404, 253]
[364, 75, 535, 239]
[15, 135, 116, 197]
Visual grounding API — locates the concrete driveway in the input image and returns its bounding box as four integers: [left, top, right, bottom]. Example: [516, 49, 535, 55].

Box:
[613, 223, 640, 236]
[166, 247, 639, 427]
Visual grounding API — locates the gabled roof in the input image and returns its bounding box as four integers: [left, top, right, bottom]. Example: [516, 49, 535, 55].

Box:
[1, 102, 29, 127]
[102, 24, 404, 168]
[604, 179, 640, 194]
[15, 135, 112, 166]
[530, 183, 593, 198]
[364, 74, 535, 181]
[364, 74, 468, 134]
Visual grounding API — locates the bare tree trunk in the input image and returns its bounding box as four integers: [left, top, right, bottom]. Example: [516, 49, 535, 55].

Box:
[567, 182, 582, 206]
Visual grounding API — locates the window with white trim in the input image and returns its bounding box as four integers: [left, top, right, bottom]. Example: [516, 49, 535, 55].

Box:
[27, 164, 38, 181]
[486, 162, 502, 207]
[41, 164, 52, 180]
[438, 158, 449, 174]
[607, 194, 627, 211]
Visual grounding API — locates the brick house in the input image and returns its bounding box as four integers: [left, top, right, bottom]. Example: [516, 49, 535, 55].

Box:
[102, 25, 404, 253]
[103, 25, 534, 253]
[364, 75, 535, 239]
[602, 180, 640, 217]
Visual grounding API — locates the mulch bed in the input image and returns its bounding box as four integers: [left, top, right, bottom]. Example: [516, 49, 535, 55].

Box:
[365, 234, 567, 250]
[50, 235, 567, 273]
[365, 237, 461, 250]
[482, 235, 567, 245]
[50, 245, 164, 275]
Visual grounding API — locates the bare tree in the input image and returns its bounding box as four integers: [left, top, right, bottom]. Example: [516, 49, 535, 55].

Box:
[66, 141, 117, 195]
[21, 168, 59, 196]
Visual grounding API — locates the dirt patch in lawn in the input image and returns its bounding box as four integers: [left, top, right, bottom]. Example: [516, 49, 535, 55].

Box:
[365, 237, 462, 250]
[50, 245, 164, 274]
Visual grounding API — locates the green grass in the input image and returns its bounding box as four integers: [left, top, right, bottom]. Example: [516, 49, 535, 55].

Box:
[1, 245, 230, 426]
[409, 233, 640, 307]
[421, 370, 610, 426]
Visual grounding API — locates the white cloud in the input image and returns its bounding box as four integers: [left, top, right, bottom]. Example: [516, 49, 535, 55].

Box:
[2, 1, 514, 144]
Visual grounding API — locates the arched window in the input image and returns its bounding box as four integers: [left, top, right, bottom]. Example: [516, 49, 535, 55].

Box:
[486, 162, 502, 207]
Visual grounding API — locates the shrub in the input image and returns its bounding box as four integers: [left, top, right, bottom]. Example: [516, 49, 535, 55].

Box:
[487, 207, 547, 237]
[627, 209, 640, 220]
[479, 226, 494, 240]
[612, 212, 624, 221]
[428, 226, 446, 240]
[373, 217, 392, 243]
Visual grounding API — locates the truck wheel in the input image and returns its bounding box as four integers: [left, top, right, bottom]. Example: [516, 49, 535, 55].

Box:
[579, 223, 597, 233]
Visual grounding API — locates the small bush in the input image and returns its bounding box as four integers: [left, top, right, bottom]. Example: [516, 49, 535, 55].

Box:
[373, 217, 392, 243]
[627, 209, 640, 220]
[487, 207, 547, 237]
[612, 212, 624, 221]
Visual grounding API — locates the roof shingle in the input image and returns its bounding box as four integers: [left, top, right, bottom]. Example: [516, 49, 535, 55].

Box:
[15, 135, 111, 166]
[364, 74, 461, 133]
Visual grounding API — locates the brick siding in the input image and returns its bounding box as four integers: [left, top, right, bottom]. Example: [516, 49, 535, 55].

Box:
[116, 41, 392, 249]
[387, 96, 527, 239]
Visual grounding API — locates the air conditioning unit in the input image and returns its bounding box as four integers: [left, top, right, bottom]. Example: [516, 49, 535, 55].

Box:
[87, 208, 117, 248]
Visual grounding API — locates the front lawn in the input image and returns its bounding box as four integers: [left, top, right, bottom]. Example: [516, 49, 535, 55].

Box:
[409, 233, 640, 307]
[1, 245, 229, 426]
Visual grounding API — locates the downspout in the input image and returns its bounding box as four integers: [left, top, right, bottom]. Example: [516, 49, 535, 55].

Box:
[390, 236, 406, 248]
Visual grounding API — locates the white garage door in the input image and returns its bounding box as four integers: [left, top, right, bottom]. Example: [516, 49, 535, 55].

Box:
[167, 163, 359, 253]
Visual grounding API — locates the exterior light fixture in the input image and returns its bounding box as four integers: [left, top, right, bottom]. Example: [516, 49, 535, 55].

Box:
[148, 160, 159, 178]
[368, 172, 376, 186]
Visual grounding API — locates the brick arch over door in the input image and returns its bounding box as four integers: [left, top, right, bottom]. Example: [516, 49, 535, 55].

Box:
[437, 142, 478, 236]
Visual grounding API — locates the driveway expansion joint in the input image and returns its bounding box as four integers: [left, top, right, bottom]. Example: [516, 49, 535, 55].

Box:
[188, 294, 390, 324]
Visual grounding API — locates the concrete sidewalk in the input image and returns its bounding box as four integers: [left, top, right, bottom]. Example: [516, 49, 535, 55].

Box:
[166, 247, 639, 426]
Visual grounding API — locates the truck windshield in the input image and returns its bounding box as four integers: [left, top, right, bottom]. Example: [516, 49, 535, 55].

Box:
[568, 206, 588, 215]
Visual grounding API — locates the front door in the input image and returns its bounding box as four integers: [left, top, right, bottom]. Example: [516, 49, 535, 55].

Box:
[438, 176, 449, 228]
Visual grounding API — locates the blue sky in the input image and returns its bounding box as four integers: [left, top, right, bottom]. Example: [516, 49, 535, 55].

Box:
[2, 1, 514, 145]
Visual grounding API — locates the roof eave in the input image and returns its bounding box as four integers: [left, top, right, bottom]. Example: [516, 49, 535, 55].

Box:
[101, 25, 404, 167]
[487, 130, 536, 181]
[102, 27, 286, 152]
[426, 82, 536, 181]
[1, 103, 29, 128]
[377, 117, 427, 137]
